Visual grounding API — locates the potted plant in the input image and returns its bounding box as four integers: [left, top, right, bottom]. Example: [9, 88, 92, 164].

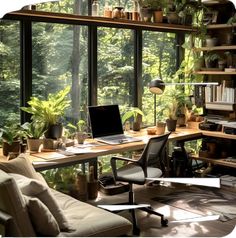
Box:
[139, 0, 165, 23]
[204, 52, 220, 68]
[155, 98, 167, 135]
[137, 0, 153, 22]
[67, 119, 88, 144]
[122, 107, 144, 131]
[166, 0, 185, 24]
[166, 99, 178, 132]
[0, 123, 24, 156]
[21, 122, 46, 152]
[21, 86, 71, 139]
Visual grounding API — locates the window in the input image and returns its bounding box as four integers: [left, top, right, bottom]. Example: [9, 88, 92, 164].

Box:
[97, 27, 134, 114]
[142, 31, 177, 126]
[0, 20, 20, 127]
[32, 22, 88, 123]
[36, 0, 88, 15]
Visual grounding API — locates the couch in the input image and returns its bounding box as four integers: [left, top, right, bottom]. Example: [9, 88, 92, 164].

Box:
[0, 154, 132, 237]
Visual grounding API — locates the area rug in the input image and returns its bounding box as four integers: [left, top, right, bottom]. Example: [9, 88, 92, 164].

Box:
[152, 186, 236, 222]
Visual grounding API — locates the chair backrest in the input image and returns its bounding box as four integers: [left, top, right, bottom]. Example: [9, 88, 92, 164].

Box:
[137, 132, 171, 177]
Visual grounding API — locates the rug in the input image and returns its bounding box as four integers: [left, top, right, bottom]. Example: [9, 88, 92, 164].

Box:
[152, 186, 236, 222]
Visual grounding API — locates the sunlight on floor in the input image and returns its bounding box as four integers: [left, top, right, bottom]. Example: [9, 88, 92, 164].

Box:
[152, 204, 203, 221]
[163, 223, 210, 237]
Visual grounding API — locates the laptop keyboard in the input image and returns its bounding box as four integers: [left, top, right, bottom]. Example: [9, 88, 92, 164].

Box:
[99, 135, 129, 141]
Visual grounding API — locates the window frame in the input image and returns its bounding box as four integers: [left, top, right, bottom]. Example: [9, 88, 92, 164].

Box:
[3, 8, 188, 125]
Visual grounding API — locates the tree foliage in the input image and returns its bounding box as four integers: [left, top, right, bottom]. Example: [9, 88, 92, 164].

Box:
[0, 0, 189, 130]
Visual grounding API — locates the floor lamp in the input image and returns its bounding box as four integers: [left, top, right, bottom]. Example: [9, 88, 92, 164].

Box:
[149, 78, 219, 125]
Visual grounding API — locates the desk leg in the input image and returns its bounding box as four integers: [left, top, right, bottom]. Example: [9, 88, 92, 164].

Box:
[89, 157, 98, 180]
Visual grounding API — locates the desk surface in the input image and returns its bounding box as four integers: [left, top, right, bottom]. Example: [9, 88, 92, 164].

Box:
[29, 128, 202, 170]
[1, 127, 235, 170]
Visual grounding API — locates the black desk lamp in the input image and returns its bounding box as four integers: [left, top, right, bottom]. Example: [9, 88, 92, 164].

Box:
[149, 78, 219, 124]
[149, 78, 219, 95]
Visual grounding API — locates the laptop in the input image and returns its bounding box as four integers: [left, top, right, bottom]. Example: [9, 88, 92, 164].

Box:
[88, 105, 142, 145]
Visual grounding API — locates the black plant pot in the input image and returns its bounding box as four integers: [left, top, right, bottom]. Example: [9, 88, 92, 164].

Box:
[44, 124, 63, 139]
[132, 122, 141, 131]
[166, 119, 177, 132]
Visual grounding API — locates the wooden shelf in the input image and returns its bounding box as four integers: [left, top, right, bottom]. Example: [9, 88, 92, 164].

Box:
[4, 10, 196, 33]
[194, 70, 236, 75]
[194, 45, 236, 51]
[201, 130, 236, 140]
[190, 154, 236, 169]
[207, 23, 236, 30]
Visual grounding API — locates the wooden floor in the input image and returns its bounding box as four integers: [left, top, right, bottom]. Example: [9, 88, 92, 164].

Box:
[89, 182, 236, 237]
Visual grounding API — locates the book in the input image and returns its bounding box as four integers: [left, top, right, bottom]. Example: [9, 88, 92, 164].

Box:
[205, 102, 235, 111]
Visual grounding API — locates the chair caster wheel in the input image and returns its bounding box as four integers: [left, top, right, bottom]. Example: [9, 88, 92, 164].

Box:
[161, 219, 168, 227]
[133, 227, 140, 235]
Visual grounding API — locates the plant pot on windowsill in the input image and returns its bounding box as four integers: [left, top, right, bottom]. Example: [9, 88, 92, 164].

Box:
[140, 7, 153, 22]
[153, 9, 163, 23]
[132, 121, 141, 131]
[166, 119, 177, 132]
[167, 11, 180, 24]
[44, 123, 63, 139]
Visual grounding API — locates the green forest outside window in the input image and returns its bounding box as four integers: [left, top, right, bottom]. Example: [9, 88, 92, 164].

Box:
[0, 20, 20, 127]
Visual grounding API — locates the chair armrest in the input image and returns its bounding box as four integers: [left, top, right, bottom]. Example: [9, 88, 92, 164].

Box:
[110, 156, 140, 181]
[111, 156, 138, 164]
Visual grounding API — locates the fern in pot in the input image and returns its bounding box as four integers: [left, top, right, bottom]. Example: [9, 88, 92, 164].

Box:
[21, 86, 71, 139]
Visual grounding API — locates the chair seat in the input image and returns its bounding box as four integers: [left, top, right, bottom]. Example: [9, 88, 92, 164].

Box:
[116, 163, 162, 185]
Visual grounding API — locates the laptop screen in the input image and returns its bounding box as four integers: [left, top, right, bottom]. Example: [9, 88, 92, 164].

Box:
[88, 105, 124, 138]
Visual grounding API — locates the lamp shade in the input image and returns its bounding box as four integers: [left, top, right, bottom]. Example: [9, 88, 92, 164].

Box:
[149, 78, 165, 95]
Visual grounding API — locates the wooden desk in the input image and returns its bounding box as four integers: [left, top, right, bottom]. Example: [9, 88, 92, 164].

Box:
[28, 128, 202, 171]
[1, 127, 235, 171]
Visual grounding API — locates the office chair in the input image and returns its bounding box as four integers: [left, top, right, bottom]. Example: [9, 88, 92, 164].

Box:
[110, 132, 171, 234]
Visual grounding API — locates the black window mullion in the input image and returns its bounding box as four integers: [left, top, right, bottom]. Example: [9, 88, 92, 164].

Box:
[88, 25, 97, 106]
[20, 19, 32, 124]
[134, 29, 142, 108]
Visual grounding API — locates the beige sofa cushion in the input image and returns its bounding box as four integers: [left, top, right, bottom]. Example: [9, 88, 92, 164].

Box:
[0, 154, 42, 181]
[23, 195, 60, 236]
[52, 190, 132, 237]
[10, 173, 70, 231]
[0, 170, 36, 237]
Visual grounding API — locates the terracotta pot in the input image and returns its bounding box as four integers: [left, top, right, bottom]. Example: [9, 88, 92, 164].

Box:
[156, 122, 166, 135]
[166, 119, 177, 132]
[153, 10, 163, 23]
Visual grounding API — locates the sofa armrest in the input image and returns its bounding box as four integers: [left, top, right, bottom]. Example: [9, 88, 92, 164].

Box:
[0, 210, 12, 236]
[0, 210, 21, 237]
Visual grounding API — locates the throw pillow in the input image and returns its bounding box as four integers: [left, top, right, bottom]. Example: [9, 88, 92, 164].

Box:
[0, 154, 41, 181]
[23, 195, 60, 236]
[10, 173, 70, 231]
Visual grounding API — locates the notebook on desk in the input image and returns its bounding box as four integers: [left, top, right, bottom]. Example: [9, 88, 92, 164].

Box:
[88, 104, 142, 145]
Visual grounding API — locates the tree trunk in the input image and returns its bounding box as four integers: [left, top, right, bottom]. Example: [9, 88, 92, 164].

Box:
[71, 0, 82, 124]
